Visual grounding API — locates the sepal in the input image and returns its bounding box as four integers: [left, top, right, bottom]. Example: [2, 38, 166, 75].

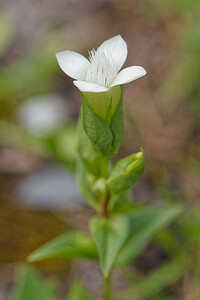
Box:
[81, 86, 123, 155]
[76, 159, 99, 210]
[77, 110, 105, 177]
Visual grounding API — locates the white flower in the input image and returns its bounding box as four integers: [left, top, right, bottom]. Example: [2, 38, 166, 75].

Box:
[56, 35, 146, 93]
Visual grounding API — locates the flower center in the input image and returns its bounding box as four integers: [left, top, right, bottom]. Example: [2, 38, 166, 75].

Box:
[86, 48, 118, 88]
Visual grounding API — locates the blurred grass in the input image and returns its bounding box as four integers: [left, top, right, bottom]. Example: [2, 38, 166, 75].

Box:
[117, 257, 187, 300]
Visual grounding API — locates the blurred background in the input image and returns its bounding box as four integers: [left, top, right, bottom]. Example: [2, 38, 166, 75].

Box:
[0, 0, 200, 299]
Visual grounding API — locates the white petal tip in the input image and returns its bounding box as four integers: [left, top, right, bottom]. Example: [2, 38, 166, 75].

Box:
[55, 50, 90, 80]
[55, 51, 66, 60]
[98, 35, 128, 71]
[140, 67, 147, 76]
[111, 66, 147, 88]
[73, 81, 109, 93]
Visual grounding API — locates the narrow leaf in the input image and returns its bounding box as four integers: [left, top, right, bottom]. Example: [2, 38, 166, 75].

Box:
[90, 214, 130, 277]
[117, 205, 183, 266]
[28, 231, 98, 262]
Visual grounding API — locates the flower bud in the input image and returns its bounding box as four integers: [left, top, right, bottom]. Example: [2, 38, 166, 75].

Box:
[107, 149, 145, 194]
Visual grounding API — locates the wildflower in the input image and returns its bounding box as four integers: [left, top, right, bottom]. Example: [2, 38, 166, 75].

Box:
[56, 35, 146, 93]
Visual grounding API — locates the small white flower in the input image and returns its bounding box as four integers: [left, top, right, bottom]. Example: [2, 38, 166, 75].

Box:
[56, 35, 146, 93]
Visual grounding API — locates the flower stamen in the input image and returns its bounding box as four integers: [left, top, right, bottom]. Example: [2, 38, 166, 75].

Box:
[86, 48, 118, 88]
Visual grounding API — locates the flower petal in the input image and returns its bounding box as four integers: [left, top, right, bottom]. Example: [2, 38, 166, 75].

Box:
[73, 81, 109, 93]
[98, 35, 128, 71]
[111, 66, 147, 87]
[56, 51, 90, 80]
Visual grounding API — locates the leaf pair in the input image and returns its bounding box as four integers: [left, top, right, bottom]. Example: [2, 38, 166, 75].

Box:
[28, 205, 182, 278]
[27, 216, 128, 278]
[89, 205, 183, 276]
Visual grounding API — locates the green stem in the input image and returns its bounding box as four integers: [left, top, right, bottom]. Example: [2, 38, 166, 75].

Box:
[99, 155, 110, 218]
[101, 155, 109, 178]
[104, 274, 111, 300]
[100, 192, 110, 218]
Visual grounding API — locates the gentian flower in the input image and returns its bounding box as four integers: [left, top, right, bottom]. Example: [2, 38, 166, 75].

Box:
[56, 35, 146, 93]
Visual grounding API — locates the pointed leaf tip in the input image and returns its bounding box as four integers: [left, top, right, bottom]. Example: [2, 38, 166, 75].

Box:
[27, 232, 98, 263]
[90, 215, 130, 277]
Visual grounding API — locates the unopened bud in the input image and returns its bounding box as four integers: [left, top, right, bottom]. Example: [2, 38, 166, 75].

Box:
[107, 149, 145, 194]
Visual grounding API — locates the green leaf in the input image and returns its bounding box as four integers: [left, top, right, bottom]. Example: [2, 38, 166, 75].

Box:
[67, 282, 93, 300]
[10, 265, 56, 300]
[27, 231, 98, 262]
[90, 215, 130, 277]
[107, 149, 145, 194]
[117, 205, 183, 266]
